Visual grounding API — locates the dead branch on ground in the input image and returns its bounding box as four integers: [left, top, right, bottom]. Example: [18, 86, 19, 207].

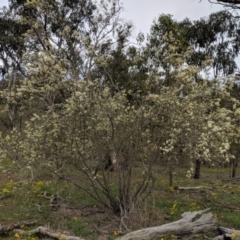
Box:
[0, 220, 37, 234]
[13, 226, 85, 240]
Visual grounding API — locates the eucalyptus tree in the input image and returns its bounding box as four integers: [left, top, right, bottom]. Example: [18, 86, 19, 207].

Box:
[0, 0, 133, 128]
[0, 6, 30, 129]
[187, 11, 240, 78]
[92, 44, 149, 100]
[146, 14, 189, 85]
[10, 0, 132, 82]
[147, 11, 240, 80]
[0, 7, 28, 80]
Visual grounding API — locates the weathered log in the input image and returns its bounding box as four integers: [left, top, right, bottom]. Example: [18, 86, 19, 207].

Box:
[116, 209, 217, 240]
[13, 226, 85, 240]
[0, 220, 37, 233]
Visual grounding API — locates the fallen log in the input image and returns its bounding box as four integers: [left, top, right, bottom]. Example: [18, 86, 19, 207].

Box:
[0, 220, 37, 233]
[13, 226, 85, 240]
[116, 209, 217, 240]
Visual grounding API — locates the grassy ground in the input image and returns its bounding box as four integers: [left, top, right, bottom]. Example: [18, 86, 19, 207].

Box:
[0, 166, 240, 239]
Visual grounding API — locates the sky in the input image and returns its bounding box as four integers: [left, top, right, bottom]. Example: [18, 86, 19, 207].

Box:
[0, 0, 7, 8]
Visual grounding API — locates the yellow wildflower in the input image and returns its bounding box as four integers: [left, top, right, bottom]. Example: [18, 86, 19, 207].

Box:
[14, 232, 20, 238]
[211, 192, 217, 199]
[231, 232, 239, 239]
[170, 203, 177, 215]
[33, 180, 45, 192]
[113, 231, 120, 236]
[72, 217, 78, 222]
[190, 203, 197, 211]
[2, 188, 10, 193]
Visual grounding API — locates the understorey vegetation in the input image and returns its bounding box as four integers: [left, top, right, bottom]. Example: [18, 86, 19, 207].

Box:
[1, 0, 240, 239]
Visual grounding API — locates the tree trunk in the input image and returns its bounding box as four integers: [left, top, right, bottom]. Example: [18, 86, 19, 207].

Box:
[231, 151, 238, 178]
[194, 159, 201, 179]
[168, 165, 173, 186]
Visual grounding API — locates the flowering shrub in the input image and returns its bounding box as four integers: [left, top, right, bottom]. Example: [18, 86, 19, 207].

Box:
[0, 27, 237, 216]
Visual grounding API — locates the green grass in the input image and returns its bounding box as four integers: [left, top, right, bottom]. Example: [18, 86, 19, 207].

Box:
[1, 166, 240, 239]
